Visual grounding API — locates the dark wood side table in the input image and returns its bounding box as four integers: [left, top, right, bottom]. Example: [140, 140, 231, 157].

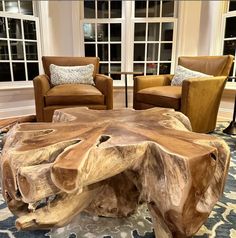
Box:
[109, 71, 143, 107]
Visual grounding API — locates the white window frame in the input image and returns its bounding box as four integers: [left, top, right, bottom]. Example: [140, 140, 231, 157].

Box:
[132, 18, 178, 75]
[0, 1, 42, 87]
[79, 1, 178, 87]
[131, 1, 177, 76]
[79, 1, 125, 86]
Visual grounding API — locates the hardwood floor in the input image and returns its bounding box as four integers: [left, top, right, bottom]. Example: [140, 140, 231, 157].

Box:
[0, 87, 233, 130]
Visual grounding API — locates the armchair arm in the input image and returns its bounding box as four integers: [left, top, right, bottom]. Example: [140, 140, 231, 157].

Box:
[33, 75, 51, 121]
[181, 76, 227, 133]
[94, 74, 113, 109]
[133, 74, 173, 109]
[134, 74, 173, 93]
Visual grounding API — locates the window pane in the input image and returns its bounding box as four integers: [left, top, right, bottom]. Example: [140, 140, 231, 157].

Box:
[225, 17, 236, 38]
[161, 22, 173, 41]
[20, 1, 33, 15]
[147, 63, 157, 75]
[10, 41, 24, 60]
[135, 1, 146, 17]
[0, 63, 11, 81]
[5, 0, 19, 13]
[134, 63, 144, 73]
[27, 63, 39, 81]
[0, 17, 7, 38]
[159, 63, 171, 74]
[148, 23, 160, 41]
[111, 63, 121, 80]
[134, 44, 145, 61]
[25, 42, 38, 60]
[0, 1, 3, 11]
[84, 1, 95, 18]
[229, 1, 236, 11]
[148, 1, 160, 17]
[160, 43, 172, 61]
[110, 23, 121, 41]
[111, 1, 122, 18]
[99, 63, 108, 74]
[162, 1, 174, 17]
[223, 40, 236, 55]
[12, 63, 26, 81]
[24, 20, 36, 40]
[98, 44, 108, 61]
[147, 43, 158, 61]
[97, 1, 108, 18]
[0, 40, 9, 60]
[110, 44, 121, 61]
[134, 23, 146, 41]
[83, 23, 95, 42]
[8, 18, 22, 39]
[97, 24, 108, 41]
[85, 44, 96, 56]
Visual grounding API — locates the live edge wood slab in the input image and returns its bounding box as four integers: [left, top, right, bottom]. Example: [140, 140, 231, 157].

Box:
[1, 107, 230, 238]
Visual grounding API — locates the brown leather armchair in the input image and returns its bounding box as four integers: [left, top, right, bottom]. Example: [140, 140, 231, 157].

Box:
[33, 57, 113, 122]
[133, 55, 234, 133]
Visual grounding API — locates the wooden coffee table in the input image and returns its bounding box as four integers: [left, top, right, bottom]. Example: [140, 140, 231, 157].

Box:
[1, 107, 230, 238]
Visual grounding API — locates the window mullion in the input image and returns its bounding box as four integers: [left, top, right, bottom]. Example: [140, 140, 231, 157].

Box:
[18, 0, 21, 14]
[5, 17, 14, 82]
[2, 0, 5, 11]
[21, 18, 28, 81]
[157, 21, 162, 75]
[160, 0, 163, 18]
[144, 21, 148, 75]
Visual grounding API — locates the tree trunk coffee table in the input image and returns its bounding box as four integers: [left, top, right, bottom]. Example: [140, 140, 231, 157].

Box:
[1, 107, 230, 238]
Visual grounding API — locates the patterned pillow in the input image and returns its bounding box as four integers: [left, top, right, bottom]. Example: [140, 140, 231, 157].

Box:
[171, 65, 212, 86]
[50, 64, 95, 86]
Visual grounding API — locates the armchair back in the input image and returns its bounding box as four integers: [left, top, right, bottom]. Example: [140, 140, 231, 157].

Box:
[42, 56, 100, 80]
[178, 55, 234, 76]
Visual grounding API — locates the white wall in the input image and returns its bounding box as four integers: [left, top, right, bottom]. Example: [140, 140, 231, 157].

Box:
[47, 1, 74, 56]
[198, 1, 226, 56]
[38, 1, 74, 57]
[177, 1, 227, 57]
[41, 1, 226, 57]
[177, 1, 202, 56]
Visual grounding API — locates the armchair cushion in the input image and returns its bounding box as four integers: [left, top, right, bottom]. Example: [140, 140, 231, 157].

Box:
[136, 86, 181, 110]
[45, 84, 104, 106]
[50, 64, 94, 86]
[171, 65, 212, 86]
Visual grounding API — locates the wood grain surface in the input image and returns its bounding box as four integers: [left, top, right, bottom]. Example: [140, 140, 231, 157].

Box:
[0, 107, 230, 238]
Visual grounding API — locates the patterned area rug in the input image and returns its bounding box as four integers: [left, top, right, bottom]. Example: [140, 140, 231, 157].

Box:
[0, 123, 235, 238]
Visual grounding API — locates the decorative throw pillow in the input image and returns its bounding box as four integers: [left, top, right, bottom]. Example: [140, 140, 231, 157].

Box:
[171, 65, 212, 86]
[50, 64, 95, 86]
